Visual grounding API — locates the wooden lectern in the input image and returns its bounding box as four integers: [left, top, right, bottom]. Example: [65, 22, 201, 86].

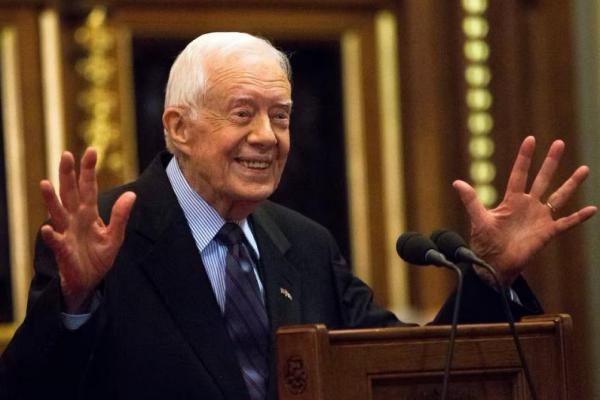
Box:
[276, 314, 572, 400]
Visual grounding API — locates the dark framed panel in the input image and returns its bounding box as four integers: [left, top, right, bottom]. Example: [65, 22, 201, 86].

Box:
[99, 5, 407, 309]
[131, 36, 350, 259]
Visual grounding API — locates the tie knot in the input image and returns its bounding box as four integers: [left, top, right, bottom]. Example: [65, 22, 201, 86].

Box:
[215, 222, 245, 248]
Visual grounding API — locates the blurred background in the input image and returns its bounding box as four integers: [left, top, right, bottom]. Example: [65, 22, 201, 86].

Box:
[0, 0, 598, 397]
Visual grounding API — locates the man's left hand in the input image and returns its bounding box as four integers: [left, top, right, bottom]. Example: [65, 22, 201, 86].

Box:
[453, 136, 597, 285]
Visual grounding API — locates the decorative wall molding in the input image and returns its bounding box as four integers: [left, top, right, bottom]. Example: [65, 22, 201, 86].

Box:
[75, 6, 123, 176]
[462, 0, 496, 206]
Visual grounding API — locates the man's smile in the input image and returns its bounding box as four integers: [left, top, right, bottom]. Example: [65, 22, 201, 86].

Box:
[235, 157, 273, 170]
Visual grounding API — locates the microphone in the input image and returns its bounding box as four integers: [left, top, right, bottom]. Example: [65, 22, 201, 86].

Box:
[430, 229, 489, 270]
[395, 232, 456, 269]
[430, 229, 539, 400]
[396, 231, 463, 400]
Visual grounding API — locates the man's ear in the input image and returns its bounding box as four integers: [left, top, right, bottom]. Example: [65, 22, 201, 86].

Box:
[163, 107, 192, 154]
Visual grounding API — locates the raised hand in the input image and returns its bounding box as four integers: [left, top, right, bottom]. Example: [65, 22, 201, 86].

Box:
[453, 136, 597, 285]
[39, 148, 136, 313]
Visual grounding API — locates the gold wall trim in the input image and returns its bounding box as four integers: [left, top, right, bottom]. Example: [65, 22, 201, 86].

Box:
[40, 9, 65, 185]
[341, 31, 371, 286]
[462, 0, 497, 206]
[1, 27, 30, 323]
[75, 7, 123, 176]
[375, 11, 408, 312]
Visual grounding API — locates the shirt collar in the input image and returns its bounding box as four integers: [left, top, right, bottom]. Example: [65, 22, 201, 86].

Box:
[165, 157, 259, 256]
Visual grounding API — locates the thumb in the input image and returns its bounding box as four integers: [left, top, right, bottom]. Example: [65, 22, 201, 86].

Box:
[40, 225, 64, 254]
[452, 180, 487, 221]
[107, 191, 137, 243]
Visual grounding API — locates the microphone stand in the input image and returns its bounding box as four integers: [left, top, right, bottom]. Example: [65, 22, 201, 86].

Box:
[396, 233, 466, 400]
[430, 229, 539, 400]
[473, 260, 539, 400]
[440, 263, 463, 400]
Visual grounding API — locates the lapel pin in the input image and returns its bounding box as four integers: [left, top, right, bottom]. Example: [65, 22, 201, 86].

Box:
[280, 287, 293, 301]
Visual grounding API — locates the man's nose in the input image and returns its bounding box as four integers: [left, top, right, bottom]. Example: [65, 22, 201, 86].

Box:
[247, 113, 278, 146]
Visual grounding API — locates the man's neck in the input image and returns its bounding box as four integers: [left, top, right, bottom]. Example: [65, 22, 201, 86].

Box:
[176, 156, 260, 221]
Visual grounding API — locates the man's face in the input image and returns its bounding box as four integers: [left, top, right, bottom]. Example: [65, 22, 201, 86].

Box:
[180, 50, 292, 217]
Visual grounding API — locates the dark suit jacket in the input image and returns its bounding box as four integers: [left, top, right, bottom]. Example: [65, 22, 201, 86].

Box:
[0, 152, 542, 400]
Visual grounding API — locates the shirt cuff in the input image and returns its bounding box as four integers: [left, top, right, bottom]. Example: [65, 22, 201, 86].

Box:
[61, 291, 101, 330]
[507, 287, 522, 306]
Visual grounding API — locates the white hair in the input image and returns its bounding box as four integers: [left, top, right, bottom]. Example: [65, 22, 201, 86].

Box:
[163, 32, 291, 154]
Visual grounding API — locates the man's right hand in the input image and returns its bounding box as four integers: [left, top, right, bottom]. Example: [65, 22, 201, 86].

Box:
[39, 148, 136, 313]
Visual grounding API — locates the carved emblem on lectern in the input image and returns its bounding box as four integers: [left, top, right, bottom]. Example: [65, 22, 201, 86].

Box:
[284, 356, 307, 395]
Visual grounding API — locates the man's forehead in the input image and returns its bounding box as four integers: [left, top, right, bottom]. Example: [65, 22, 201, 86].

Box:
[204, 60, 290, 98]
[226, 94, 293, 108]
[205, 45, 287, 79]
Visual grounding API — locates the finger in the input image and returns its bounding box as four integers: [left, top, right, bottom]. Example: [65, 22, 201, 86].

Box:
[453, 180, 488, 221]
[529, 140, 565, 199]
[505, 136, 536, 195]
[78, 148, 99, 207]
[40, 180, 69, 232]
[40, 224, 65, 254]
[554, 205, 597, 234]
[107, 192, 137, 244]
[58, 151, 80, 212]
[546, 165, 590, 210]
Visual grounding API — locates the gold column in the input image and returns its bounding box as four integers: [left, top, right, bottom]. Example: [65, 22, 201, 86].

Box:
[1, 27, 30, 325]
[375, 11, 408, 314]
[40, 9, 66, 186]
[342, 31, 372, 287]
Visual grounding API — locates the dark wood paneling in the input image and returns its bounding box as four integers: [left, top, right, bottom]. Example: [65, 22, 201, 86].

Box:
[485, 2, 587, 398]
[397, 0, 466, 313]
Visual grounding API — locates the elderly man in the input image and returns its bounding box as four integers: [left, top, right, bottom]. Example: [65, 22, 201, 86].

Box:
[0, 32, 596, 399]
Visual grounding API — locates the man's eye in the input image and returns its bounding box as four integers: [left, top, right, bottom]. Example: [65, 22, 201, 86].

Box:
[271, 113, 290, 129]
[233, 110, 252, 118]
[271, 111, 290, 121]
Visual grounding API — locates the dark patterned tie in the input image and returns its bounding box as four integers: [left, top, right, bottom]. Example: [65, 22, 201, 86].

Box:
[216, 223, 269, 400]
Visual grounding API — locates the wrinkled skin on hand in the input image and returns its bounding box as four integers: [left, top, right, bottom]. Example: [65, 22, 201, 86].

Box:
[453, 136, 597, 285]
[40, 148, 136, 313]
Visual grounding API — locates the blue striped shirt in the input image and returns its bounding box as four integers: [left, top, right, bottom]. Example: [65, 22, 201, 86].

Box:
[166, 157, 263, 312]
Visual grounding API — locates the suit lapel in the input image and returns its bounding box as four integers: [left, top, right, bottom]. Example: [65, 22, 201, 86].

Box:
[128, 155, 306, 400]
[250, 206, 304, 400]
[128, 154, 249, 400]
[251, 206, 302, 330]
